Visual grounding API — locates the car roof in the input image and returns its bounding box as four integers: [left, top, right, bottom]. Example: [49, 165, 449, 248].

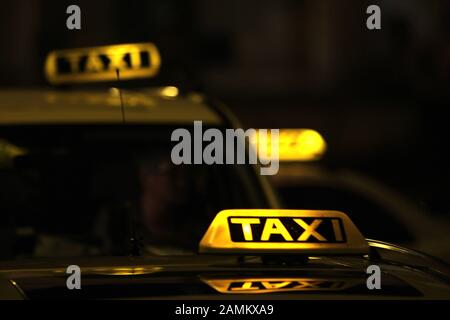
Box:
[0, 88, 223, 126]
[1, 254, 449, 299]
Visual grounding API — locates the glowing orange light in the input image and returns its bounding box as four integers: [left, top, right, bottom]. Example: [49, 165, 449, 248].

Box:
[251, 129, 327, 162]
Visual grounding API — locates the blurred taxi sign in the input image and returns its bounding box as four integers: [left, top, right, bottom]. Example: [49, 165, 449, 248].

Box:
[250, 129, 326, 162]
[199, 209, 368, 255]
[201, 277, 360, 294]
[44, 43, 161, 84]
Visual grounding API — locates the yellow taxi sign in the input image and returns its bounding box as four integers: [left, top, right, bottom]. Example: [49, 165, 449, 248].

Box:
[201, 277, 360, 294]
[250, 129, 326, 162]
[199, 209, 368, 255]
[44, 43, 161, 84]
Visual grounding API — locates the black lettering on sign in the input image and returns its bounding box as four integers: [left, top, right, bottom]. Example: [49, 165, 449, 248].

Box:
[55, 51, 151, 75]
[228, 217, 346, 243]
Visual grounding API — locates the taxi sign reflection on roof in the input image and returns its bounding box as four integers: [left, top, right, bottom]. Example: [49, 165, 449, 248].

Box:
[44, 43, 161, 84]
[201, 277, 360, 294]
[199, 209, 368, 255]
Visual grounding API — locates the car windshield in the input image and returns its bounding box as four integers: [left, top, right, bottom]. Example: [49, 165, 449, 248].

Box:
[0, 124, 267, 260]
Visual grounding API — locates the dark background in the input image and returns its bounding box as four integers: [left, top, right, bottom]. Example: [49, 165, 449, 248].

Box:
[1, 0, 449, 217]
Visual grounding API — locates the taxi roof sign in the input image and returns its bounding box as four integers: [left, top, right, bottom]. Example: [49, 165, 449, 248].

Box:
[250, 129, 327, 162]
[44, 43, 161, 85]
[199, 209, 369, 255]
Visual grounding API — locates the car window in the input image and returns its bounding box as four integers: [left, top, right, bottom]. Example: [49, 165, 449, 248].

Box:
[0, 125, 266, 259]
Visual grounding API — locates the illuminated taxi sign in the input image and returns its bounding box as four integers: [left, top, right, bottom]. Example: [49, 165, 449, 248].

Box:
[199, 209, 368, 255]
[44, 43, 161, 84]
[201, 277, 360, 294]
[250, 129, 326, 162]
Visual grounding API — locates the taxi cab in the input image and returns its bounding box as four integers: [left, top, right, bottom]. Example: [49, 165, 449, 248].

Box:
[0, 209, 449, 299]
[256, 129, 450, 262]
[0, 43, 277, 258]
[0, 43, 449, 300]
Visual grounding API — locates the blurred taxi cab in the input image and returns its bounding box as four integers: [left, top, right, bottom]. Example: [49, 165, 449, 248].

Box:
[0, 43, 277, 260]
[0, 43, 449, 300]
[258, 129, 450, 262]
